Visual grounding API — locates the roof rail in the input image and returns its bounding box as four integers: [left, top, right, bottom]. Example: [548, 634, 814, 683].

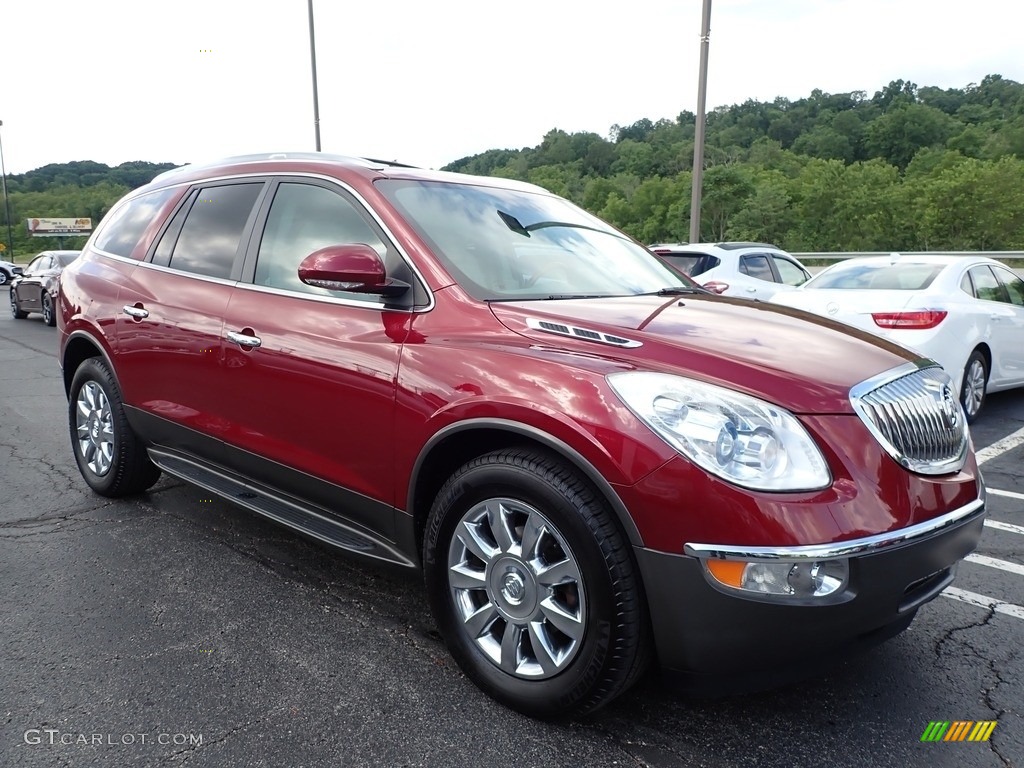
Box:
[150, 152, 387, 183]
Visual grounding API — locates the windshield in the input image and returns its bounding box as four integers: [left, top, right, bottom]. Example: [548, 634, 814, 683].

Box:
[806, 260, 944, 291]
[376, 179, 690, 300]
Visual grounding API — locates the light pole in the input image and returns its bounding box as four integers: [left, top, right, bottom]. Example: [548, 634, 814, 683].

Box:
[307, 0, 322, 151]
[688, 0, 712, 243]
[0, 120, 14, 258]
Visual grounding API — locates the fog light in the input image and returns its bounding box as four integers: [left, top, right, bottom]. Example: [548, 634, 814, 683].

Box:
[705, 558, 848, 598]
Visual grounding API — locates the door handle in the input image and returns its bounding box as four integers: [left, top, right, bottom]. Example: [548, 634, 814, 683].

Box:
[227, 331, 262, 349]
[122, 305, 149, 319]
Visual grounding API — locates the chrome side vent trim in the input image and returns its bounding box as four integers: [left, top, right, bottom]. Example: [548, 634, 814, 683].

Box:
[526, 318, 642, 348]
[850, 362, 969, 476]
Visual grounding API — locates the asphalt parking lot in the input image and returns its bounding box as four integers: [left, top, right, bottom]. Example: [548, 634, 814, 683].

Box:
[1, 299, 1021, 768]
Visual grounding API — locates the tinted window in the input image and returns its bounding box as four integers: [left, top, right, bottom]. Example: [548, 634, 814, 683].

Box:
[994, 266, 1024, 306]
[808, 261, 944, 290]
[739, 254, 774, 281]
[92, 187, 177, 258]
[968, 266, 1006, 303]
[56, 253, 79, 267]
[659, 253, 719, 277]
[167, 184, 262, 279]
[773, 256, 808, 286]
[254, 183, 388, 298]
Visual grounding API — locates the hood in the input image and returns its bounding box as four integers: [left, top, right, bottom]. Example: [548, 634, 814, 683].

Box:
[490, 294, 920, 414]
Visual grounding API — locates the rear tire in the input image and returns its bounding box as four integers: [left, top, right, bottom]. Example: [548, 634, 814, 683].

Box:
[68, 357, 161, 496]
[42, 293, 56, 327]
[960, 350, 988, 424]
[423, 448, 649, 718]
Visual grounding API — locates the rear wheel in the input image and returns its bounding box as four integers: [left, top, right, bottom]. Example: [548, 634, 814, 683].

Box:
[42, 293, 56, 327]
[0, 269, 9, 286]
[423, 448, 649, 718]
[960, 349, 988, 423]
[10, 288, 27, 319]
[68, 357, 161, 496]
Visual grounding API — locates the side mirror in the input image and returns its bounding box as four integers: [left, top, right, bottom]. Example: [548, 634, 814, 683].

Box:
[12, 267, 23, 276]
[297, 244, 410, 298]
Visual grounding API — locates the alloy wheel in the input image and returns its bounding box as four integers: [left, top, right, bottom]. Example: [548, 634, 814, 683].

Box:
[962, 358, 986, 419]
[76, 381, 115, 476]
[447, 497, 586, 679]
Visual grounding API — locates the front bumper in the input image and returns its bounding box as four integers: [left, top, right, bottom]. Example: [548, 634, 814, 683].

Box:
[636, 497, 985, 689]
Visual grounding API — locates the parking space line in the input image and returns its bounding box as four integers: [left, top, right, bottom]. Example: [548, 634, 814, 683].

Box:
[985, 520, 1024, 536]
[965, 553, 1024, 576]
[988, 488, 1024, 501]
[976, 425, 1024, 465]
[941, 587, 1024, 620]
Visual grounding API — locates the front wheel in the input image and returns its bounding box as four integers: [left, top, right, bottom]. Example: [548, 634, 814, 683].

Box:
[42, 293, 56, 326]
[68, 357, 161, 496]
[10, 289, 27, 319]
[960, 350, 988, 424]
[423, 448, 649, 718]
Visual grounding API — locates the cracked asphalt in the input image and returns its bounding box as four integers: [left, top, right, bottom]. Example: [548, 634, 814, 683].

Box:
[1, 300, 1021, 768]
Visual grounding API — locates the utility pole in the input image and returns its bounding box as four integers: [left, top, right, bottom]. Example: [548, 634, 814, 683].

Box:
[688, 0, 712, 243]
[308, 0, 322, 151]
[0, 120, 14, 258]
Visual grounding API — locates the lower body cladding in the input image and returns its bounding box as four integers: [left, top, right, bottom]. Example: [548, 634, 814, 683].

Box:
[635, 498, 985, 691]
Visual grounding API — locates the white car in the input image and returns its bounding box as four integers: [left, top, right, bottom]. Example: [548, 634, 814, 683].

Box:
[0, 257, 23, 286]
[771, 254, 1024, 421]
[650, 242, 812, 301]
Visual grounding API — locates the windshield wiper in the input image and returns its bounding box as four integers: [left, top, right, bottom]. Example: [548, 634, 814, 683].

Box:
[545, 293, 622, 300]
[638, 286, 706, 296]
[497, 210, 623, 239]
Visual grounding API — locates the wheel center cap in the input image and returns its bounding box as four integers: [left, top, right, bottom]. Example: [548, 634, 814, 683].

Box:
[89, 415, 100, 439]
[501, 571, 526, 605]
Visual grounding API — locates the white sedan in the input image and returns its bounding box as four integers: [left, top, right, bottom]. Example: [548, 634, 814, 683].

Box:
[770, 254, 1024, 422]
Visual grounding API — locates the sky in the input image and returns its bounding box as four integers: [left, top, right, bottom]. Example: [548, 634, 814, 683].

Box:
[1, 0, 1021, 175]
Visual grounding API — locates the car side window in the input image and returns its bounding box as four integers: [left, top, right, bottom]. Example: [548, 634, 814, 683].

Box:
[959, 272, 975, 297]
[773, 256, 809, 286]
[739, 254, 774, 281]
[163, 184, 263, 280]
[968, 266, 1007, 303]
[993, 266, 1024, 307]
[253, 182, 390, 299]
[92, 187, 177, 259]
[26, 256, 49, 273]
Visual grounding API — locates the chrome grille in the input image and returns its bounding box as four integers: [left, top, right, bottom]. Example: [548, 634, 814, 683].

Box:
[850, 363, 968, 475]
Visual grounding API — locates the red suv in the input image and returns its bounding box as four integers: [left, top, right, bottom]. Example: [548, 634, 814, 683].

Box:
[58, 153, 984, 717]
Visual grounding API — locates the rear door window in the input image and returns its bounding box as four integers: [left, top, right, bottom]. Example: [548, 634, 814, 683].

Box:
[968, 266, 1008, 303]
[739, 254, 774, 281]
[993, 266, 1024, 306]
[157, 183, 264, 280]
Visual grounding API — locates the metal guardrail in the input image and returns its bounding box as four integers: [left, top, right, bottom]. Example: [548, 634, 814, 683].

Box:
[794, 251, 1024, 262]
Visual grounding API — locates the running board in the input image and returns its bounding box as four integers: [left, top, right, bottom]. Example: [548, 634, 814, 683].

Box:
[147, 448, 414, 568]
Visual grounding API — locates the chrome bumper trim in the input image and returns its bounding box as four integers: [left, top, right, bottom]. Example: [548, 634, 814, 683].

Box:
[684, 496, 985, 561]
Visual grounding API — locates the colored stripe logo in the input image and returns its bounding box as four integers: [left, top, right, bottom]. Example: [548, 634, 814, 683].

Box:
[921, 721, 997, 742]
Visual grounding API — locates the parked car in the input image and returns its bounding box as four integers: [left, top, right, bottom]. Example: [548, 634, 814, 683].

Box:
[10, 250, 81, 326]
[59, 154, 984, 717]
[650, 241, 812, 300]
[0, 256, 23, 286]
[770, 254, 1024, 422]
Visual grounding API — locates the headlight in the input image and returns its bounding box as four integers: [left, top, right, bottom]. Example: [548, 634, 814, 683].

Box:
[608, 372, 831, 491]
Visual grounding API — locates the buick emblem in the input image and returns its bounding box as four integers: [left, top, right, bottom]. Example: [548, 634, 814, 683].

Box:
[501, 572, 526, 604]
[826, 302, 839, 316]
[940, 385, 959, 429]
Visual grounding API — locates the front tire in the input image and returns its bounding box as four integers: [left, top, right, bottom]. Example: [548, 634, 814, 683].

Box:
[68, 357, 161, 496]
[10, 288, 27, 319]
[960, 349, 988, 423]
[42, 293, 56, 327]
[423, 448, 649, 718]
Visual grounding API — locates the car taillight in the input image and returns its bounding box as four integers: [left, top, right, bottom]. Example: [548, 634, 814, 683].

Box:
[703, 281, 729, 294]
[871, 310, 947, 329]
